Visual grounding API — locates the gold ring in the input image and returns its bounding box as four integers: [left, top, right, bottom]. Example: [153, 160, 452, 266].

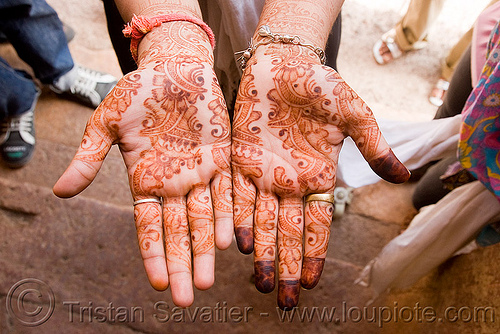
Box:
[304, 193, 335, 204]
[133, 198, 162, 206]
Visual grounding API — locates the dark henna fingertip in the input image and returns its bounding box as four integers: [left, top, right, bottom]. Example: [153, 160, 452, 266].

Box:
[369, 149, 410, 184]
[254, 260, 275, 293]
[235, 227, 254, 254]
[300, 257, 324, 289]
[277, 280, 300, 310]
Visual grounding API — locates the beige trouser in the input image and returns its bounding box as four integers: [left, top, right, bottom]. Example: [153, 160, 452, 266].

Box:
[394, 0, 499, 81]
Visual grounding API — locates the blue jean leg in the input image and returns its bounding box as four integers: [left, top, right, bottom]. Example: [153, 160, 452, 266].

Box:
[0, 58, 38, 120]
[0, 0, 74, 84]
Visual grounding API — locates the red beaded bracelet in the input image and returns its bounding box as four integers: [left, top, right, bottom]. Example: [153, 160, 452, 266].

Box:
[122, 14, 216, 62]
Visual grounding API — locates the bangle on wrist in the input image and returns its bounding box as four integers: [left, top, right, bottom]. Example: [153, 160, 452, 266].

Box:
[123, 14, 216, 62]
[235, 25, 326, 69]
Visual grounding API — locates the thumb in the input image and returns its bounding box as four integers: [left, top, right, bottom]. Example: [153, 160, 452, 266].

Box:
[344, 102, 410, 183]
[53, 111, 115, 197]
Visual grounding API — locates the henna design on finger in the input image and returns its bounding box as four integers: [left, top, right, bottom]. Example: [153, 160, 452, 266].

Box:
[163, 198, 191, 268]
[278, 199, 303, 276]
[324, 68, 410, 182]
[254, 195, 278, 259]
[134, 205, 162, 252]
[304, 201, 333, 258]
[233, 172, 256, 254]
[301, 201, 332, 289]
[187, 185, 214, 256]
[253, 191, 278, 292]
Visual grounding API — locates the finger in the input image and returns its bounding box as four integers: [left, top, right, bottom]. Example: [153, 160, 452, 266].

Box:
[277, 197, 304, 310]
[233, 168, 256, 254]
[187, 184, 215, 291]
[163, 197, 193, 307]
[134, 201, 169, 291]
[211, 172, 233, 250]
[53, 108, 115, 197]
[300, 198, 334, 289]
[324, 69, 410, 184]
[253, 190, 279, 293]
[344, 100, 410, 184]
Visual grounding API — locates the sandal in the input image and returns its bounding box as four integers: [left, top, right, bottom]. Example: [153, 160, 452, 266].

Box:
[373, 29, 404, 65]
[429, 78, 449, 107]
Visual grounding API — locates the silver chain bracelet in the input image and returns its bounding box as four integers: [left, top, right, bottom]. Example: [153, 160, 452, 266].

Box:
[235, 25, 326, 69]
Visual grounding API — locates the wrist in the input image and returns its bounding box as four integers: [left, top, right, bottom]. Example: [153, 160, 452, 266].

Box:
[123, 14, 215, 65]
[137, 21, 214, 65]
[238, 25, 325, 69]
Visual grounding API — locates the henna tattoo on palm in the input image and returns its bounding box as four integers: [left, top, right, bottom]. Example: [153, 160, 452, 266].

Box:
[233, 44, 408, 309]
[56, 21, 232, 305]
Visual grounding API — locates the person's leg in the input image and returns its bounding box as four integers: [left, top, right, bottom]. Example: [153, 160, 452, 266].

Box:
[394, 0, 446, 51]
[102, 0, 138, 74]
[411, 154, 458, 210]
[434, 45, 473, 119]
[0, 0, 117, 108]
[428, 27, 472, 106]
[411, 46, 473, 190]
[0, 0, 74, 84]
[0, 58, 38, 119]
[441, 28, 473, 82]
[0, 58, 39, 168]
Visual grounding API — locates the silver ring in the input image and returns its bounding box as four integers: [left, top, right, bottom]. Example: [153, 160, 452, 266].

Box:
[304, 193, 335, 204]
[133, 198, 162, 206]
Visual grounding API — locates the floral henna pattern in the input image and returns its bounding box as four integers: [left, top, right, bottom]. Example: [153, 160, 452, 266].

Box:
[131, 58, 205, 192]
[267, 51, 337, 194]
[232, 72, 264, 253]
[163, 198, 191, 269]
[75, 72, 142, 163]
[324, 68, 410, 182]
[233, 42, 408, 309]
[187, 185, 214, 256]
[134, 204, 162, 252]
[277, 198, 303, 277]
[256, 0, 335, 47]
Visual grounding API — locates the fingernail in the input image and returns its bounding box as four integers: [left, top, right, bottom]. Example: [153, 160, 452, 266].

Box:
[254, 260, 275, 293]
[235, 227, 254, 254]
[300, 257, 325, 289]
[277, 280, 300, 310]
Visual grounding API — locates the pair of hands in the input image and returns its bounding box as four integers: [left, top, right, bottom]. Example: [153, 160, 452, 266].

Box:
[53, 22, 409, 309]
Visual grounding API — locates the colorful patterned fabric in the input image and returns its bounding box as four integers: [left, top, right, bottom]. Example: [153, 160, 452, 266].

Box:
[459, 21, 500, 202]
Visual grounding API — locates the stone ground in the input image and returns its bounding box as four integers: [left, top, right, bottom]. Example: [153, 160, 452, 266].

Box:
[0, 0, 499, 333]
